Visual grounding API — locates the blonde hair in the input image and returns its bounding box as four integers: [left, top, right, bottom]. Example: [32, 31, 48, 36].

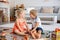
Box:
[30, 9, 37, 17]
[15, 8, 25, 18]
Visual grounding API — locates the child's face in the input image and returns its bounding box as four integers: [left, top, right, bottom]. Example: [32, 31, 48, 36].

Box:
[19, 11, 25, 18]
[30, 13, 35, 19]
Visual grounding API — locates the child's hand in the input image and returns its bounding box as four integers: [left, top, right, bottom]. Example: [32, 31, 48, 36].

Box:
[28, 30, 30, 32]
[27, 29, 29, 31]
[30, 31, 33, 33]
[31, 30, 34, 32]
[30, 29, 34, 32]
[30, 30, 35, 33]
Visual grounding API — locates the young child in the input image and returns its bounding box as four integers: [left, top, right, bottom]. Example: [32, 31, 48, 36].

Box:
[13, 9, 29, 36]
[30, 9, 43, 39]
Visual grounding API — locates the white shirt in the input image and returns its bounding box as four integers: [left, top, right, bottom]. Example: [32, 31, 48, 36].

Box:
[31, 16, 42, 28]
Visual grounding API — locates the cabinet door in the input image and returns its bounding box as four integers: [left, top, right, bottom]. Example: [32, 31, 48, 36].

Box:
[0, 10, 3, 23]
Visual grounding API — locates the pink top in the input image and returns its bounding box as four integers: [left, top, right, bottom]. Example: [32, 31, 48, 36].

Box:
[13, 21, 27, 33]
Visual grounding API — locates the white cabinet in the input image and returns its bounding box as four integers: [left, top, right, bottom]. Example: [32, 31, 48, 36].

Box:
[26, 14, 57, 25]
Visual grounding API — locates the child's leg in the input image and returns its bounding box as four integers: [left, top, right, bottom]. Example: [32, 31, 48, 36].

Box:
[14, 29, 27, 36]
[35, 27, 43, 38]
[30, 30, 36, 39]
[35, 30, 42, 38]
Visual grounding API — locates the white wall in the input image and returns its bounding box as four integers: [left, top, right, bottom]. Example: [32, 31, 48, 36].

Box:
[14, 0, 60, 7]
[8, 0, 60, 8]
[8, 0, 60, 20]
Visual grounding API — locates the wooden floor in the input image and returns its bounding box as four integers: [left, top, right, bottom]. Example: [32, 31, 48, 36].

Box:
[0, 27, 49, 40]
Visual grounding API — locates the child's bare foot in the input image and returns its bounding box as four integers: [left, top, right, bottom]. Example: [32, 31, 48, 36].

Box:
[22, 34, 29, 40]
